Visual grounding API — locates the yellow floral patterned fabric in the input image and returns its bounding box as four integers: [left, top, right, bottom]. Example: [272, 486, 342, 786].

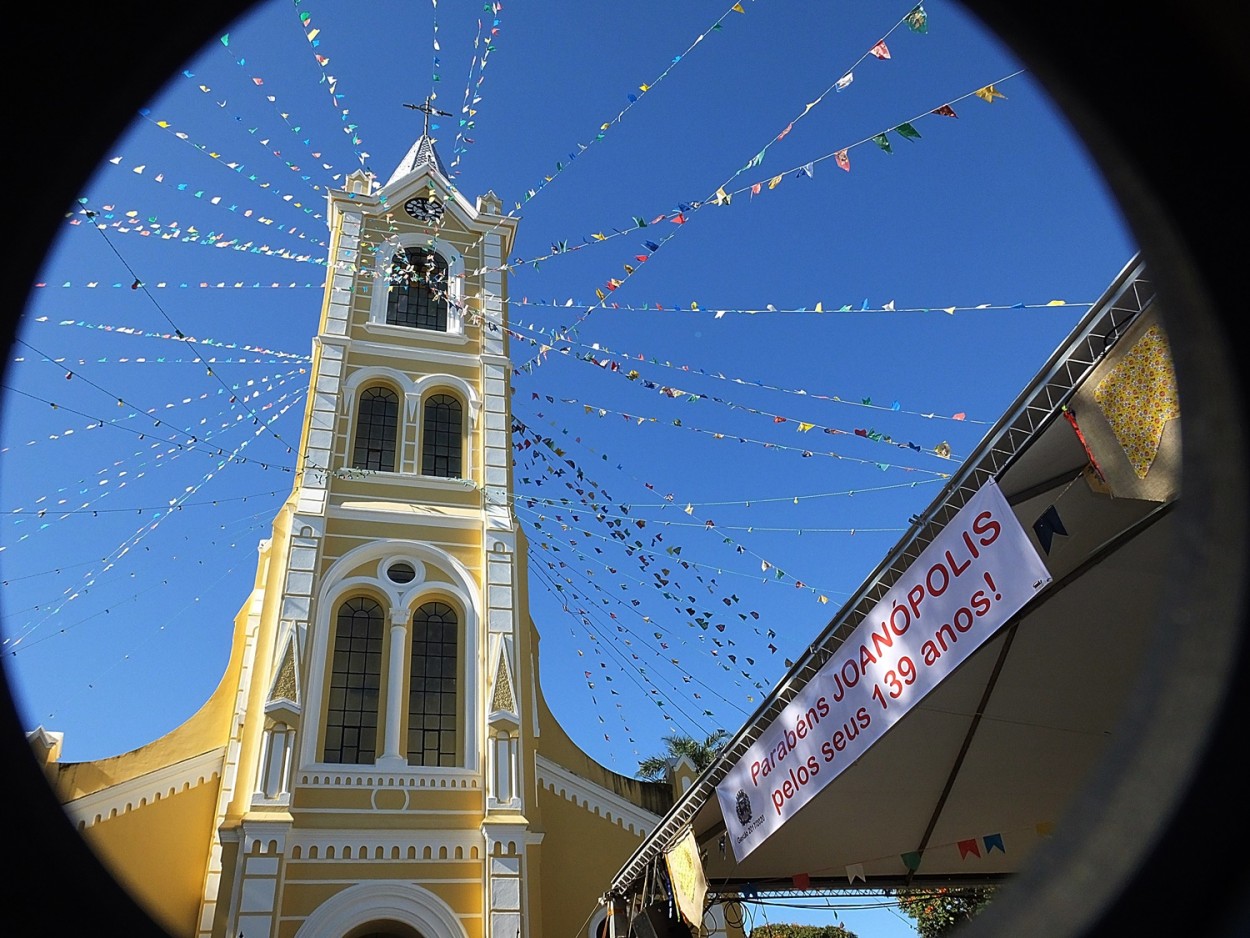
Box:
[1094, 324, 1180, 478]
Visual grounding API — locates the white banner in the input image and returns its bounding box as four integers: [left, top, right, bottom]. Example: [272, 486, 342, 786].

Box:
[715, 479, 1052, 861]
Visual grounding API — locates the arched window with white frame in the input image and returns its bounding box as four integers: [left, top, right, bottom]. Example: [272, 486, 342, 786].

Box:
[387, 247, 449, 331]
[407, 600, 461, 766]
[352, 385, 399, 472]
[420, 392, 463, 479]
[322, 596, 384, 764]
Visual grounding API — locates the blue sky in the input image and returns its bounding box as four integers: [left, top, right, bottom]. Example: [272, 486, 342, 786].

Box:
[2, 1, 1135, 931]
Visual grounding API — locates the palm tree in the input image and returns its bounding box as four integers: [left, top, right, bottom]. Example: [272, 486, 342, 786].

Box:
[637, 729, 729, 780]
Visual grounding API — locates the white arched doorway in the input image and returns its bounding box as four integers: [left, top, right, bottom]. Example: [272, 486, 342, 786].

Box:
[294, 881, 468, 938]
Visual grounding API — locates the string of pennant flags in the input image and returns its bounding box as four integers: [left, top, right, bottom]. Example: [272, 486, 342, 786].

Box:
[502, 2, 933, 343]
[129, 112, 329, 222]
[1, 365, 306, 479]
[516, 414, 838, 613]
[21, 313, 976, 469]
[526, 555, 659, 744]
[55, 2, 1024, 348]
[38, 215, 309, 459]
[170, 61, 342, 192]
[21, 316, 313, 361]
[448, 2, 505, 172]
[719, 3, 930, 196]
[504, 317, 987, 426]
[505, 67, 1024, 343]
[731, 821, 1054, 891]
[513, 420, 785, 730]
[349, 0, 763, 285]
[67, 187, 326, 256]
[511, 477, 938, 520]
[502, 0, 754, 217]
[3, 381, 304, 650]
[527, 542, 752, 735]
[288, 9, 372, 169]
[73, 52, 1030, 328]
[526, 383, 964, 468]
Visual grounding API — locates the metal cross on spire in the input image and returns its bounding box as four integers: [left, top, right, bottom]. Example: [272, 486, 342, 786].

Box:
[403, 96, 453, 136]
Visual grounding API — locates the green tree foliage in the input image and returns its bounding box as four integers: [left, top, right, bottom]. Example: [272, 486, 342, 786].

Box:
[637, 730, 728, 780]
[749, 923, 857, 938]
[890, 886, 996, 937]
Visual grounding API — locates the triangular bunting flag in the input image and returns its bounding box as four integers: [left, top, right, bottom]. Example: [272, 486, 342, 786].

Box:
[901, 851, 922, 871]
[894, 122, 922, 141]
[932, 103, 958, 118]
[870, 40, 891, 59]
[872, 133, 892, 153]
[1032, 504, 1068, 554]
[835, 149, 850, 171]
[958, 839, 981, 860]
[846, 863, 866, 884]
[975, 84, 1007, 103]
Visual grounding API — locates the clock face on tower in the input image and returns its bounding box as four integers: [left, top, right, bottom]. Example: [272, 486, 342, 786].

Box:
[404, 196, 444, 222]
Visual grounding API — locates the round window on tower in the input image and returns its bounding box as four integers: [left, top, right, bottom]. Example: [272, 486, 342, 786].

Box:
[386, 562, 416, 584]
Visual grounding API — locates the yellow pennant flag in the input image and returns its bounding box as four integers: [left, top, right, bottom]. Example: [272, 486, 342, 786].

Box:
[732, 2, 745, 11]
[767, 175, 782, 189]
[975, 84, 1006, 103]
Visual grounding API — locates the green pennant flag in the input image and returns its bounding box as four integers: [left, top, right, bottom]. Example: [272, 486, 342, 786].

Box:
[901, 851, 923, 871]
[895, 122, 922, 141]
[905, 6, 928, 32]
[872, 133, 892, 153]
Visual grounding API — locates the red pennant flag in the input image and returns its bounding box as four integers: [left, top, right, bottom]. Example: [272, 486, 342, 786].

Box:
[672, 213, 686, 224]
[932, 104, 958, 118]
[792, 873, 811, 889]
[958, 839, 981, 859]
[870, 40, 890, 59]
[835, 149, 850, 172]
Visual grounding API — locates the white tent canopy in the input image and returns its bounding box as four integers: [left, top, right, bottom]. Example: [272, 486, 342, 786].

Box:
[605, 257, 1189, 926]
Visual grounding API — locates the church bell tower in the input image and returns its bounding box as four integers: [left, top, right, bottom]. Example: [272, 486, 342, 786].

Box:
[208, 115, 530, 938]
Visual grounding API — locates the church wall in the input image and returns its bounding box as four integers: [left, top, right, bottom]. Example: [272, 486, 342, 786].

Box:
[533, 783, 653, 938]
[79, 779, 220, 937]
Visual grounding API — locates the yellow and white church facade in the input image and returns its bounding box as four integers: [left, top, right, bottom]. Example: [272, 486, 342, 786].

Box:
[28, 131, 692, 938]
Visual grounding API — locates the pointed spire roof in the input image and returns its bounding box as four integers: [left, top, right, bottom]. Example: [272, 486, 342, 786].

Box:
[386, 98, 451, 188]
